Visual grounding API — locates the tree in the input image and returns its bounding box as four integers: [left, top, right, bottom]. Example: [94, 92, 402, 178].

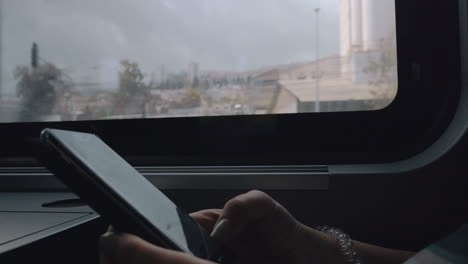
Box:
[363, 31, 398, 109]
[14, 63, 72, 122]
[112, 60, 150, 115]
[181, 88, 201, 108]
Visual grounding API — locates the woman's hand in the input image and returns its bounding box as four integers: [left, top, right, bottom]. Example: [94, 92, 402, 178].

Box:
[99, 191, 344, 264]
[199, 190, 343, 264]
[99, 209, 221, 264]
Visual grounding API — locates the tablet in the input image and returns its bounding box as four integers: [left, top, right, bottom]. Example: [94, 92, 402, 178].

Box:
[39, 128, 220, 261]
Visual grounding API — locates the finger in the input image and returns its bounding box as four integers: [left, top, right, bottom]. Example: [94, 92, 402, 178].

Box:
[100, 232, 213, 264]
[190, 209, 222, 231]
[211, 191, 277, 242]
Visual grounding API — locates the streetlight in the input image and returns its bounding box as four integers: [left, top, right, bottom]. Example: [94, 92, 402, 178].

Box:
[314, 7, 321, 113]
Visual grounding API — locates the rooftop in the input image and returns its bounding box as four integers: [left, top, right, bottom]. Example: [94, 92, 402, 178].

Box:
[279, 78, 380, 102]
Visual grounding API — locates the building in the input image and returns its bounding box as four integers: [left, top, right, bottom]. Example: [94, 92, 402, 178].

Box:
[340, 0, 396, 55]
[269, 56, 383, 114]
[340, 0, 397, 83]
[267, 1, 397, 114]
[249, 69, 283, 114]
[273, 78, 380, 114]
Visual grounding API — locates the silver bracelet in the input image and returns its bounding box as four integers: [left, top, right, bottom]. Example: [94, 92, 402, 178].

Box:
[316, 226, 362, 264]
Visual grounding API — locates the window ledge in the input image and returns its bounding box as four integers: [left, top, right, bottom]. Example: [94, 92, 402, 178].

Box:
[0, 166, 329, 191]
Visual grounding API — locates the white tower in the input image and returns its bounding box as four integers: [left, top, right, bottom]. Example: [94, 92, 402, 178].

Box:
[340, 0, 396, 82]
[361, 0, 396, 51]
[341, 0, 395, 55]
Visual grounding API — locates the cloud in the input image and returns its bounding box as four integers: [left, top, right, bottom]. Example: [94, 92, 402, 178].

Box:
[2, 0, 341, 93]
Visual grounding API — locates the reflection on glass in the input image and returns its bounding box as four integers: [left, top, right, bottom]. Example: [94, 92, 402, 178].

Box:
[0, 0, 397, 123]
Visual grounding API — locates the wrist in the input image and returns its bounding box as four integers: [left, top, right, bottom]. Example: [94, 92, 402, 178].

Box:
[295, 224, 349, 264]
[317, 226, 362, 264]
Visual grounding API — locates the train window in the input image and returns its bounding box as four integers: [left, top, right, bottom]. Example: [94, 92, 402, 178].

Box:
[0, 0, 461, 171]
[0, 0, 397, 123]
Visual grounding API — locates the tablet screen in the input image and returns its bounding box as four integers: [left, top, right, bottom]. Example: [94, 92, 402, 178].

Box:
[45, 129, 207, 257]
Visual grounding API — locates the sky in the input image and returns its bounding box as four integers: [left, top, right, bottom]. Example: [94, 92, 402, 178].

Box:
[2, 0, 341, 95]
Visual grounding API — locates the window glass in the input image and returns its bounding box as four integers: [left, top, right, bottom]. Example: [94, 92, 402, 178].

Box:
[0, 0, 397, 122]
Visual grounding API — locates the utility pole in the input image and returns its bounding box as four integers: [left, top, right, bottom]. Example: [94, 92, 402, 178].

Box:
[160, 64, 166, 83]
[314, 8, 321, 113]
[32, 43, 39, 69]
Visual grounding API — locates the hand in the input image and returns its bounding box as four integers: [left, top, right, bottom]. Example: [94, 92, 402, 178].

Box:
[99, 191, 344, 264]
[98, 211, 219, 264]
[205, 190, 342, 264]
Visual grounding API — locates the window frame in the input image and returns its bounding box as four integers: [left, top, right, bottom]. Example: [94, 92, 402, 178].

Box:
[0, 0, 463, 175]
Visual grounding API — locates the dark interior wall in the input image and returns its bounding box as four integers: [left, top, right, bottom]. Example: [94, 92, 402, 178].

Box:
[163, 134, 468, 253]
